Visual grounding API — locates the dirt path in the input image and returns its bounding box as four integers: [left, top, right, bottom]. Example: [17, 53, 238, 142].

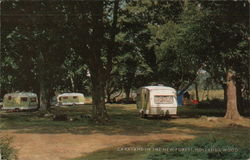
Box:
[1, 130, 194, 160]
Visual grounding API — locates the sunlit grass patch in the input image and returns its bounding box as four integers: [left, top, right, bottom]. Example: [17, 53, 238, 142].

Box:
[1, 103, 250, 160]
[73, 136, 250, 160]
[0, 103, 249, 139]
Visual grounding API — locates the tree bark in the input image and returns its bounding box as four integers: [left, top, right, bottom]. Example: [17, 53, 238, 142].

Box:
[38, 52, 48, 111]
[104, 0, 120, 104]
[224, 69, 241, 120]
[124, 74, 132, 100]
[105, 80, 113, 103]
[222, 83, 227, 103]
[70, 76, 75, 92]
[206, 88, 210, 101]
[106, 86, 111, 103]
[236, 80, 243, 114]
[195, 82, 199, 101]
[125, 87, 130, 99]
[87, 1, 109, 122]
[90, 73, 109, 122]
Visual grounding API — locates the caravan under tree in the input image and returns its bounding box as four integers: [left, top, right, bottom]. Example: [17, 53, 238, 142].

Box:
[137, 86, 177, 117]
[57, 93, 85, 106]
[2, 92, 38, 110]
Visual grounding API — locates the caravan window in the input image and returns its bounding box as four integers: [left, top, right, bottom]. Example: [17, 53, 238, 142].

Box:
[30, 97, 37, 102]
[154, 95, 173, 104]
[8, 96, 12, 100]
[73, 96, 78, 99]
[63, 96, 68, 99]
[21, 97, 28, 102]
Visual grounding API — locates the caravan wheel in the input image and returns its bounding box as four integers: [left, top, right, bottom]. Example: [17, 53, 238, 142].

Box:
[14, 108, 20, 112]
[163, 111, 170, 120]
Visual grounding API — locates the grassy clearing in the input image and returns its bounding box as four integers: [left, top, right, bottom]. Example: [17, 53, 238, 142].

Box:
[76, 136, 250, 160]
[0, 103, 249, 160]
[73, 141, 155, 160]
[0, 104, 175, 135]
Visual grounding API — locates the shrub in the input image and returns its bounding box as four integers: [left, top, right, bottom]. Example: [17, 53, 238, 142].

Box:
[146, 137, 249, 160]
[0, 136, 17, 160]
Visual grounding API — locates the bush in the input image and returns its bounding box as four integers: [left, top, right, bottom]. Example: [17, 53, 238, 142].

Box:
[0, 136, 17, 160]
[146, 137, 249, 160]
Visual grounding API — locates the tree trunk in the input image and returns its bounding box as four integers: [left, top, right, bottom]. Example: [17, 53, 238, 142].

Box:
[105, 0, 119, 79]
[206, 88, 210, 101]
[104, 0, 119, 104]
[195, 82, 199, 101]
[91, 75, 109, 122]
[224, 69, 241, 120]
[89, 62, 109, 122]
[87, 1, 109, 122]
[70, 76, 75, 92]
[38, 52, 48, 111]
[236, 80, 243, 114]
[125, 87, 130, 99]
[106, 93, 111, 103]
[222, 83, 227, 103]
[124, 75, 132, 100]
[106, 82, 112, 103]
[39, 78, 47, 111]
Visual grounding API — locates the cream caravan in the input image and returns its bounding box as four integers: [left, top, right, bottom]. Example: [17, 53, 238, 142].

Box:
[2, 92, 38, 110]
[137, 86, 177, 117]
[57, 93, 84, 106]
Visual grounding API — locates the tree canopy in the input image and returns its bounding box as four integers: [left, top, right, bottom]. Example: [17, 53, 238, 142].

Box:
[1, 0, 249, 121]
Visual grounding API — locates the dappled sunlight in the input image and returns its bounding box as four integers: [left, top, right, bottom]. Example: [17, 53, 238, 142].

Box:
[163, 127, 202, 134]
[1, 104, 249, 160]
[169, 117, 250, 129]
[1, 104, 250, 136]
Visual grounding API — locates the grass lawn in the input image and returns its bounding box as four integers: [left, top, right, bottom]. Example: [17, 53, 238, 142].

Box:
[0, 103, 250, 160]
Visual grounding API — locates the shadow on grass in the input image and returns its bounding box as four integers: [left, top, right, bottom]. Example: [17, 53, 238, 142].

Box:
[0, 104, 249, 136]
[177, 105, 226, 118]
[73, 134, 250, 160]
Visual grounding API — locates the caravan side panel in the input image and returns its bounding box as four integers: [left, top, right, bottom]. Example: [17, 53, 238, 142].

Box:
[2, 93, 38, 110]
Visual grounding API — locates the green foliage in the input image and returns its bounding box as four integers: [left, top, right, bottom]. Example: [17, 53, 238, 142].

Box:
[146, 137, 249, 160]
[148, 3, 210, 90]
[119, 0, 184, 87]
[1, 1, 69, 95]
[202, 1, 249, 89]
[1, 1, 249, 116]
[60, 51, 90, 93]
[0, 136, 17, 160]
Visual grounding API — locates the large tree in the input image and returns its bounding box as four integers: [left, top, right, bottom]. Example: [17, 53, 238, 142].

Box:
[60, 1, 122, 121]
[1, 1, 68, 111]
[202, 1, 249, 120]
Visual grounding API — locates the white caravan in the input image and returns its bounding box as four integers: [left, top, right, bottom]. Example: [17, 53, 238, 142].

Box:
[136, 86, 177, 117]
[57, 93, 84, 106]
[2, 92, 38, 110]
